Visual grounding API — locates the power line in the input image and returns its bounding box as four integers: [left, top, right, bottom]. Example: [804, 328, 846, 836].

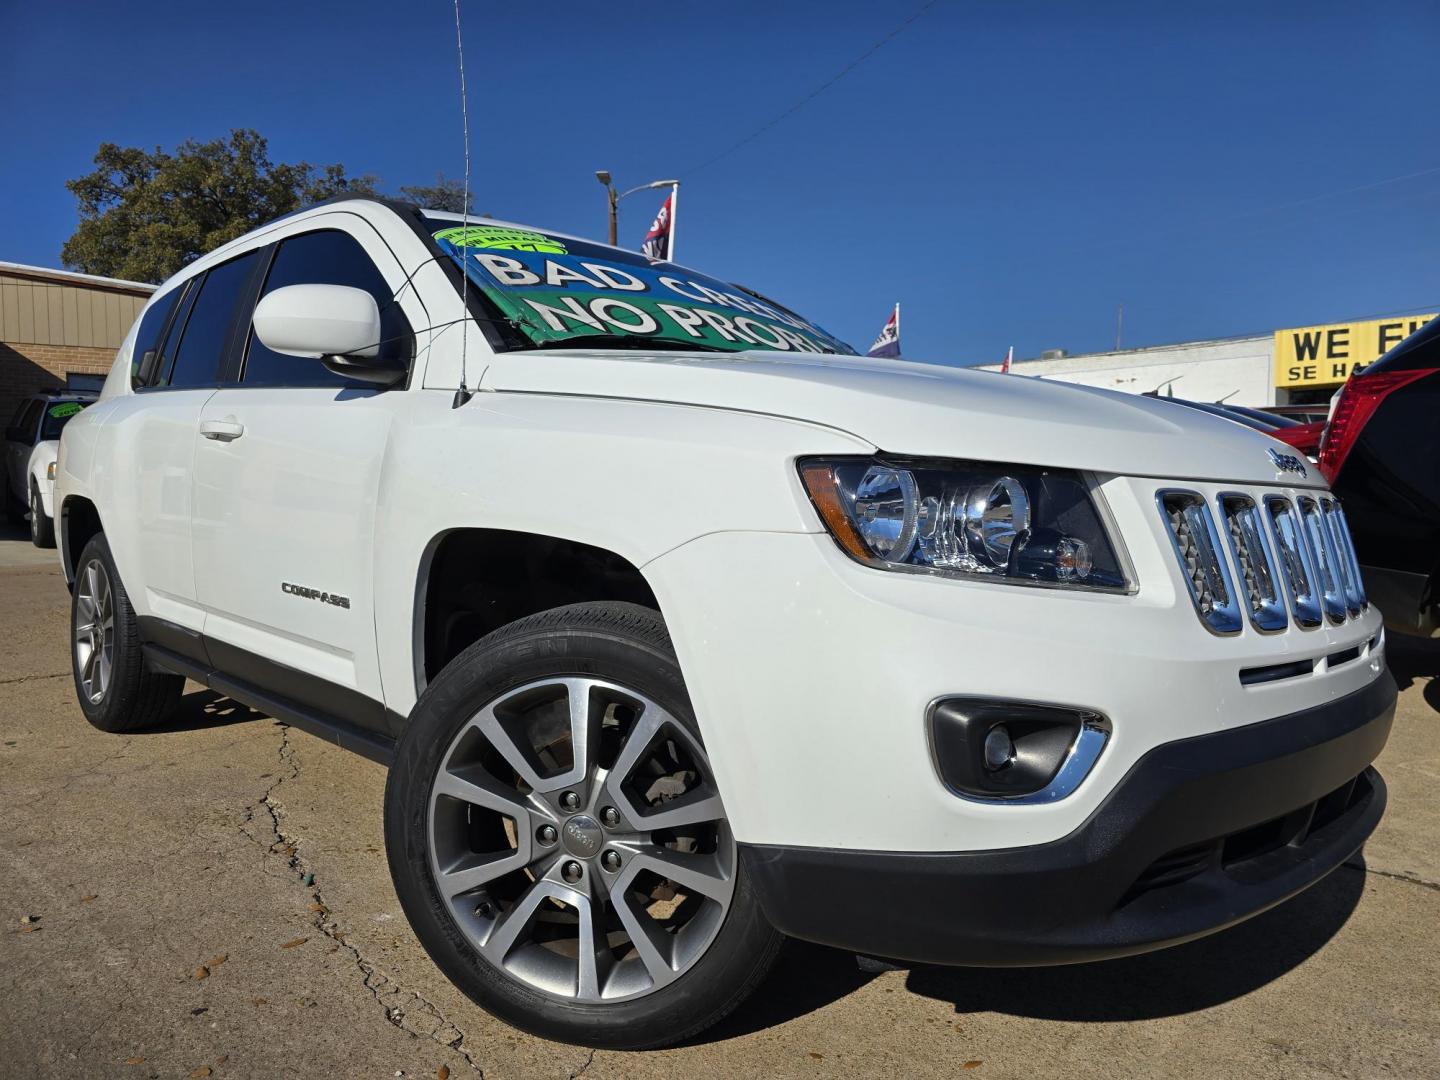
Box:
[679, 0, 942, 179]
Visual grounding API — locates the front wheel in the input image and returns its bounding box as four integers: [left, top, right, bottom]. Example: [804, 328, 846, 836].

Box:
[30, 487, 54, 548]
[385, 602, 782, 1049]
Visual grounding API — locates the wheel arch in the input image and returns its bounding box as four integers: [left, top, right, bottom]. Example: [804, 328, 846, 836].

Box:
[60, 495, 104, 585]
[413, 527, 663, 698]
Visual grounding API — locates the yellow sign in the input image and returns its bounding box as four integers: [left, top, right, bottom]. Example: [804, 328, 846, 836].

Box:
[1274, 314, 1435, 388]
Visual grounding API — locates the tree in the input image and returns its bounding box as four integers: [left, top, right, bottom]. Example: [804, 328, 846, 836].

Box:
[62, 129, 378, 283]
[397, 174, 474, 214]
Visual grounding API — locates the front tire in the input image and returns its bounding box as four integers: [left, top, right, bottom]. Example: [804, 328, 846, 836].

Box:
[385, 601, 782, 1049]
[71, 534, 183, 733]
[30, 486, 54, 548]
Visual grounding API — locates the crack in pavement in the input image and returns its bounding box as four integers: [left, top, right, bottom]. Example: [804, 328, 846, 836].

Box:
[568, 1048, 598, 1079]
[1342, 859, 1440, 893]
[242, 722, 486, 1076]
[0, 672, 68, 685]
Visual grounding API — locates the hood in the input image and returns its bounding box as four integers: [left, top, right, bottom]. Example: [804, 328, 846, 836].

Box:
[480, 349, 1326, 488]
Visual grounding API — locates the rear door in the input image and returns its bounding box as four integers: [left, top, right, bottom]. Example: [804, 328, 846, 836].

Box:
[190, 217, 425, 734]
[94, 255, 259, 637]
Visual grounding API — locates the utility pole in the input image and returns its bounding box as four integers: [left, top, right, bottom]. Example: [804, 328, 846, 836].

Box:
[1115, 303, 1124, 352]
[594, 171, 679, 251]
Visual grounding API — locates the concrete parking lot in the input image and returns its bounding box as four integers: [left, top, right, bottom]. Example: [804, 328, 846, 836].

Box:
[2, 528, 1438, 1079]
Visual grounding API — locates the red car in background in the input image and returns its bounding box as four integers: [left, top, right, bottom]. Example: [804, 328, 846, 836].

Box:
[1270, 419, 1324, 458]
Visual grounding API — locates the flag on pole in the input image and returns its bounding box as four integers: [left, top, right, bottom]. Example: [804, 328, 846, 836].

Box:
[868, 303, 900, 358]
[1000, 345, 1013, 373]
[641, 187, 676, 261]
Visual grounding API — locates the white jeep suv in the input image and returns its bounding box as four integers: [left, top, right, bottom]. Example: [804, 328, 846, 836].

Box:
[55, 197, 1394, 1049]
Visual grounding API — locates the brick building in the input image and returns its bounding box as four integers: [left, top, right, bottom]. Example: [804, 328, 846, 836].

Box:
[0, 261, 154, 422]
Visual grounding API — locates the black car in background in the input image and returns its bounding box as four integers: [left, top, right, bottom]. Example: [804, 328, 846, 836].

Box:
[1321, 315, 1440, 636]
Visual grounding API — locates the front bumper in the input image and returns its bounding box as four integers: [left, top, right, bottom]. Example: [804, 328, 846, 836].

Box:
[741, 674, 1394, 966]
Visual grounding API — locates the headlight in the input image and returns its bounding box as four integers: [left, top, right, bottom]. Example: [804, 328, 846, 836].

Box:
[799, 456, 1129, 591]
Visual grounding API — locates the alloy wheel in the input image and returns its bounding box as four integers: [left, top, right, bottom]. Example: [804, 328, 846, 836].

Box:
[75, 558, 115, 704]
[30, 490, 40, 542]
[427, 677, 735, 1003]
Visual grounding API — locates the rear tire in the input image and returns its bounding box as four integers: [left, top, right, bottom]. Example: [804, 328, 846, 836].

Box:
[71, 534, 183, 733]
[385, 601, 782, 1049]
[29, 486, 54, 548]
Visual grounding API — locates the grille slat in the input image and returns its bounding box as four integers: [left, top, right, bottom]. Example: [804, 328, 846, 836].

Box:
[1298, 496, 1348, 624]
[1218, 495, 1288, 632]
[1263, 496, 1324, 628]
[1323, 499, 1367, 613]
[1157, 491, 1243, 634]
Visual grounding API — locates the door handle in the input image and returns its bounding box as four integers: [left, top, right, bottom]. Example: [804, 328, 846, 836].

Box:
[199, 418, 245, 442]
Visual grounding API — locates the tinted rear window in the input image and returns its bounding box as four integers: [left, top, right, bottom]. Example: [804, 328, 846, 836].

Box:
[131, 287, 185, 385]
[40, 400, 91, 440]
[163, 253, 259, 387]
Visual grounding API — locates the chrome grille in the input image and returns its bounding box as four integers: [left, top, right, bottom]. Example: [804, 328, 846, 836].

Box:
[1157, 491, 1243, 634]
[1218, 495, 1287, 631]
[1159, 488, 1367, 634]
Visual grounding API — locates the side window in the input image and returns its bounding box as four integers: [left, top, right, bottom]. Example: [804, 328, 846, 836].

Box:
[130, 286, 186, 386]
[162, 252, 260, 388]
[18, 401, 44, 443]
[242, 229, 412, 387]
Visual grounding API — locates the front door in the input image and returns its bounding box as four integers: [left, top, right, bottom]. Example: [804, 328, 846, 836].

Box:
[190, 221, 424, 733]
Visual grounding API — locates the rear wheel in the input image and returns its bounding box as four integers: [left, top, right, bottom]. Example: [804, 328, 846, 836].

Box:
[29, 486, 54, 548]
[385, 602, 782, 1049]
[71, 534, 183, 733]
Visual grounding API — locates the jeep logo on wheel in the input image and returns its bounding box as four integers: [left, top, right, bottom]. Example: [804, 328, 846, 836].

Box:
[562, 816, 602, 856]
[1267, 447, 1307, 478]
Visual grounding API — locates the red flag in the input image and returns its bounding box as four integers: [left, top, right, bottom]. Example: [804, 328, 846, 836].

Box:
[641, 189, 676, 260]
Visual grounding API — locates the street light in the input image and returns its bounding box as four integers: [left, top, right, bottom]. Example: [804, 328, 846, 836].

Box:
[594, 171, 679, 249]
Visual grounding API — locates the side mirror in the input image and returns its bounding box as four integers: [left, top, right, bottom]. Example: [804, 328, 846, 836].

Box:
[253, 284, 404, 386]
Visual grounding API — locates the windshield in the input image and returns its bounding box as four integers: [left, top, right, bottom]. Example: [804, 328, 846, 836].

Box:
[425, 218, 854, 356]
[40, 400, 90, 440]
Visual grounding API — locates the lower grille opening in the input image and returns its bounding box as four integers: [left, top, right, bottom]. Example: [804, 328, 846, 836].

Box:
[1122, 772, 1370, 907]
[1239, 658, 1315, 686]
[1327, 645, 1362, 669]
[1121, 841, 1217, 904]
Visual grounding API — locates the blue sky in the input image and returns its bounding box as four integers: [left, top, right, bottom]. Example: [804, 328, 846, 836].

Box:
[2, 0, 1438, 364]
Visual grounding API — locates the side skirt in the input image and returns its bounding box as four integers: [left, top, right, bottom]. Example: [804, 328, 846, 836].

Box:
[138, 620, 399, 766]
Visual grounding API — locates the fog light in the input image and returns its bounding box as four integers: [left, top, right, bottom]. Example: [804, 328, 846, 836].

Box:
[928, 698, 1112, 801]
[983, 725, 1014, 771]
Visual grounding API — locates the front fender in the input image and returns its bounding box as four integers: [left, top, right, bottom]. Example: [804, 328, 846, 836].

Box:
[372, 389, 872, 715]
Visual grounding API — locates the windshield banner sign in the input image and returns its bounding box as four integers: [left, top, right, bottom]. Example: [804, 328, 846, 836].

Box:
[433, 228, 850, 355]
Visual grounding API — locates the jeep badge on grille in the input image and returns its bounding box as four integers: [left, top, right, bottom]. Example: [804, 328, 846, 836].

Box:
[1267, 447, 1307, 478]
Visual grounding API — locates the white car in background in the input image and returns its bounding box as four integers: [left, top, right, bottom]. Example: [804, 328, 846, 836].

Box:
[52, 197, 1395, 1049]
[3, 391, 95, 547]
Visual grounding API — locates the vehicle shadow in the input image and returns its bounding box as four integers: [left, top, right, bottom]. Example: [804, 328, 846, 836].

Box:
[1386, 633, 1440, 712]
[135, 687, 269, 734]
[904, 858, 1366, 1022]
[703, 857, 1366, 1041]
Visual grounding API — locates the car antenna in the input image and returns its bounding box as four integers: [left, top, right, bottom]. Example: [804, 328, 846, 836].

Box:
[451, 0, 474, 409]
